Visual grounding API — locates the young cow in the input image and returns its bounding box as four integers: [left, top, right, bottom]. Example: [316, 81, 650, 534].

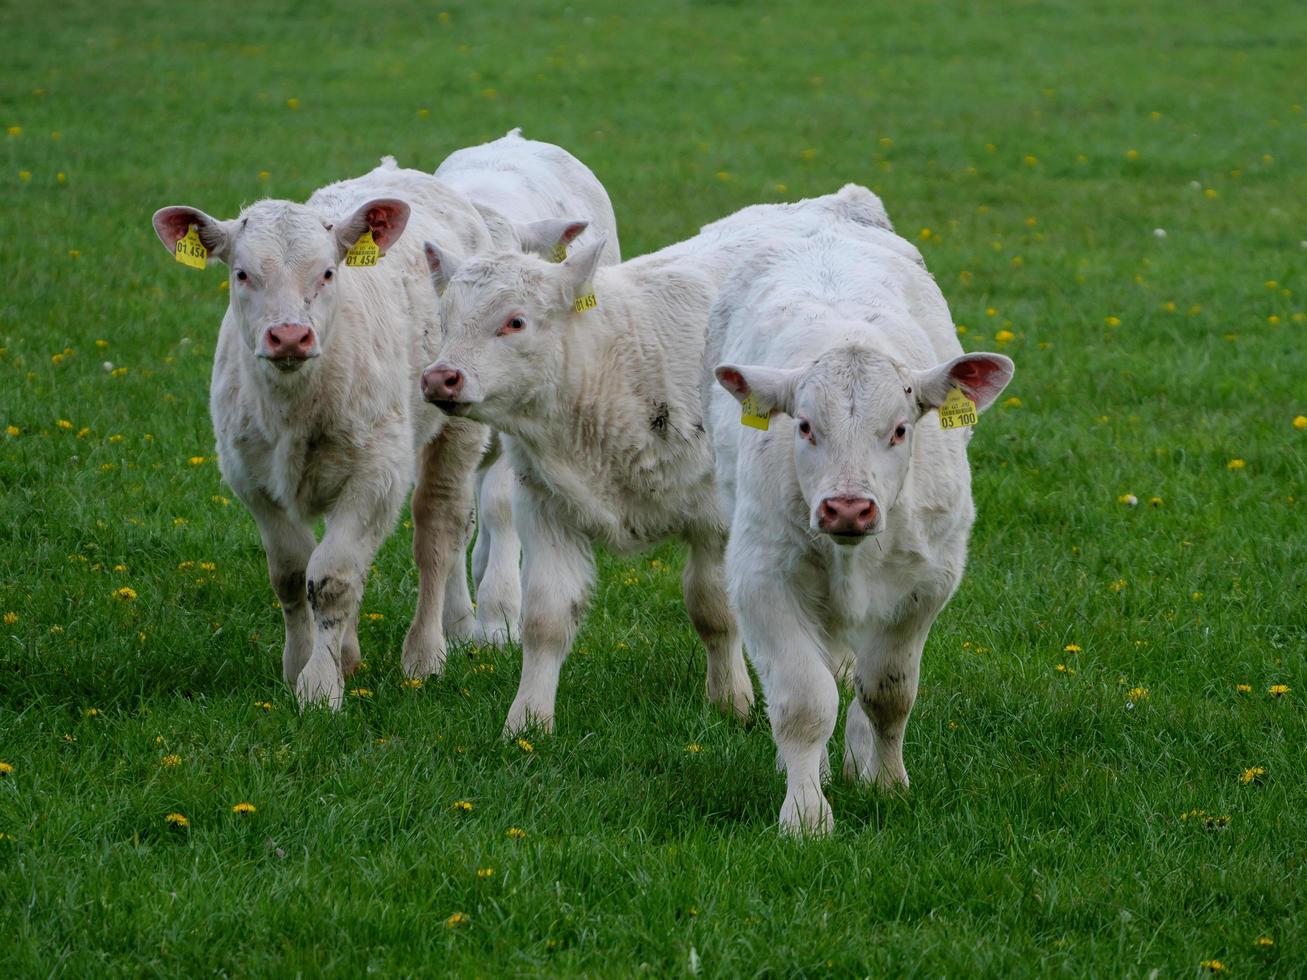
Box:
[707, 224, 1014, 834]
[153, 159, 496, 708]
[432, 129, 623, 643]
[418, 186, 892, 735]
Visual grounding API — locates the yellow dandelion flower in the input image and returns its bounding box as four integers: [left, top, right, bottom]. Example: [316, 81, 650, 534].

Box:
[800, 148, 817, 161]
[188, 456, 207, 466]
[445, 912, 469, 928]
[1226, 459, 1245, 470]
[986, 307, 998, 317]
[1125, 149, 1139, 160]
[402, 677, 424, 690]
[715, 171, 732, 182]
[62, 734, 76, 743]
[56, 419, 73, 430]
[995, 329, 1015, 343]
[1239, 766, 1266, 785]
[1235, 683, 1251, 693]
[452, 800, 473, 812]
[1118, 493, 1138, 506]
[1292, 416, 1306, 430]
[1105, 315, 1121, 327]
[0, 761, 13, 776]
[773, 182, 787, 194]
[1063, 644, 1081, 653]
[160, 754, 181, 767]
[113, 587, 137, 601]
[84, 707, 100, 718]
[1127, 687, 1149, 701]
[955, 324, 967, 334]
[110, 367, 128, 378]
[516, 737, 534, 753]
[1268, 684, 1290, 697]
[1203, 188, 1217, 198]
[1268, 314, 1280, 324]
[255, 701, 272, 711]
[1023, 154, 1038, 167]
[1199, 961, 1225, 973]
[2, 612, 16, 626]
[231, 802, 257, 815]
[506, 827, 526, 839]
[1149, 496, 1163, 507]
[1255, 936, 1273, 947]
[476, 867, 494, 878]
[6, 126, 21, 137]
[286, 98, 300, 110]
[919, 227, 933, 240]
[348, 688, 373, 699]
[1002, 396, 1022, 408]
[49, 625, 63, 634]
[18, 170, 31, 182]
[4, 425, 18, 437]
[164, 812, 189, 828]
[1055, 663, 1068, 673]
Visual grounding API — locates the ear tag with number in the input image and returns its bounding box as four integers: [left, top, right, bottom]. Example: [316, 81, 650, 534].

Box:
[549, 242, 569, 263]
[572, 290, 597, 313]
[740, 394, 771, 431]
[937, 387, 978, 430]
[345, 230, 380, 267]
[174, 226, 207, 270]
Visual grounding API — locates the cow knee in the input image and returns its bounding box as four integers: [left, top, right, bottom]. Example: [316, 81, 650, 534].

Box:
[272, 568, 307, 607]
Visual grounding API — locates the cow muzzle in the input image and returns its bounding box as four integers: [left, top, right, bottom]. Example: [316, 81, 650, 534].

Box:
[259, 323, 319, 367]
[421, 362, 474, 415]
[815, 495, 881, 543]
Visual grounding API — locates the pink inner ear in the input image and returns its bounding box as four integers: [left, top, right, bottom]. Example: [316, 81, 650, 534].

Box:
[716, 367, 748, 396]
[156, 209, 199, 247]
[951, 357, 1006, 396]
[561, 222, 586, 245]
[365, 204, 407, 250]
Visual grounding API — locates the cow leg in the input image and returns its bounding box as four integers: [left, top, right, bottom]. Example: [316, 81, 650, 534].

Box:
[297, 492, 399, 710]
[682, 533, 753, 720]
[727, 537, 836, 835]
[442, 503, 476, 645]
[503, 493, 593, 735]
[244, 490, 316, 686]
[403, 419, 486, 678]
[472, 451, 521, 646]
[844, 611, 935, 790]
[340, 606, 361, 677]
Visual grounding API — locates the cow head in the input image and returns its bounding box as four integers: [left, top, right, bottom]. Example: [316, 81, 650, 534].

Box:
[716, 346, 1013, 544]
[151, 197, 409, 380]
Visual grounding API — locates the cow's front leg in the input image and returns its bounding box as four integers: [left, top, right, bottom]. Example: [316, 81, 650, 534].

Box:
[683, 532, 753, 720]
[727, 538, 837, 835]
[244, 490, 316, 685]
[402, 419, 486, 678]
[843, 609, 935, 791]
[297, 494, 400, 710]
[472, 449, 521, 646]
[503, 495, 593, 735]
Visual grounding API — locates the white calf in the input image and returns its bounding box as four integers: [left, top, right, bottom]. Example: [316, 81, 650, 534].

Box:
[153, 158, 496, 708]
[433, 128, 624, 643]
[708, 224, 1014, 834]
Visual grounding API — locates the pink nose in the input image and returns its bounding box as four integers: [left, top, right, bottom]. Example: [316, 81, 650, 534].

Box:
[264, 323, 316, 359]
[421, 364, 464, 401]
[817, 496, 878, 535]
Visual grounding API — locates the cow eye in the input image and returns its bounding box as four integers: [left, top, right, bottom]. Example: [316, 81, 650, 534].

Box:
[891, 423, 908, 445]
[499, 316, 526, 336]
[235, 270, 248, 282]
[796, 418, 814, 442]
[323, 269, 334, 281]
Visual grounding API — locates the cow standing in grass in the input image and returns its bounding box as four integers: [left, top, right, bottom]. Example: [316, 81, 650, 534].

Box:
[707, 222, 1014, 834]
[418, 185, 891, 735]
[433, 129, 623, 643]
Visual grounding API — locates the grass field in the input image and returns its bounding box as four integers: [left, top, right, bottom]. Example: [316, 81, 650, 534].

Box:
[2, 0, 1306, 975]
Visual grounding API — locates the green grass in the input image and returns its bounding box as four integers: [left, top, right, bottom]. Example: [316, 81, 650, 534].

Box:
[2, 0, 1305, 974]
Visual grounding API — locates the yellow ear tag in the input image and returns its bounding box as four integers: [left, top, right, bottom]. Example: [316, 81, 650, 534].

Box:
[174, 226, 207, 270]
[740, 394, 771, 431]
[573, 291, 597, 313]
[345, 230, 380, 267]
[937, 386, 978, 430]
[549, 242, 568, 263]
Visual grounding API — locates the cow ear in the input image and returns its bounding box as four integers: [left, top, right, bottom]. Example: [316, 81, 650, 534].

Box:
[423, 241, 460, 295]
[152, 206, 237, 264]
[715, 363, 801, 418]
[334, 198, 410, 260]
[517, 218, 588, 260]
[912, 353, 1014, 414]
[558, 235, 606, 308]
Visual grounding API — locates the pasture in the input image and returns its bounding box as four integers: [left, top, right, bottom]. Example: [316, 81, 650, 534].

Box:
[2, 0, 1304, 974]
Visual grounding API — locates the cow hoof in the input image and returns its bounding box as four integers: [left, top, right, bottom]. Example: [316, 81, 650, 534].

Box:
[503, 702, 554, 737]
[295, 660, 343, 711]
[779, 793, 833, 837]
[402, 632, 447, 679]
